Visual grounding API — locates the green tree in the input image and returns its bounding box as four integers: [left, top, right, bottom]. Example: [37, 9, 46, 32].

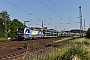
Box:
[8, 19, 24, 38]
[86, 28, 90, 38]
[0, 11, 10, 20]
[0, 11, 24, 39]
[0, 11, 10, 37]
[0, 18, 4, 37]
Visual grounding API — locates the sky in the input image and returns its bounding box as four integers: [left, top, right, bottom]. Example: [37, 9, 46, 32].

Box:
[0, 0, 90, 31]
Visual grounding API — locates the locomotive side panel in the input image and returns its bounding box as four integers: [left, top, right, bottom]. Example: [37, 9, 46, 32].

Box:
[24, 28, 30, 39]
[31, 30, 43, 39]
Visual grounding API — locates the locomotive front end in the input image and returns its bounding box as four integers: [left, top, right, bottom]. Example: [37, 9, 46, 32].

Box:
[16, 27, 25, 39]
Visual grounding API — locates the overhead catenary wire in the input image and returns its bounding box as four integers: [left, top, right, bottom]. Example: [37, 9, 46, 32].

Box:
[2, 0, 47, 25]
[2, 0, 41, 26]
[0, 4, 21, 19]
[47, 0, 78, 20]
[23, 0, 78, 22]
[0, 3, 30, 22]
[22, 0, 44, 18]
[3, 0, 39, 19]
[38, 0, 60, 17]
[48, 0, 61, 12]
[2, 0, 78, 20]
[23, 0, 54, 23]
[2, 0, 80, 30]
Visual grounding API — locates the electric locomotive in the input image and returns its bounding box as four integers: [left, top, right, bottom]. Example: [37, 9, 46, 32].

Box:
[16, 27, 44, 40]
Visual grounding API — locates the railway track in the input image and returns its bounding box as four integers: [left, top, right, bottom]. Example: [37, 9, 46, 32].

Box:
[15, 39, 71, 60]
[0, 37, 73, 60]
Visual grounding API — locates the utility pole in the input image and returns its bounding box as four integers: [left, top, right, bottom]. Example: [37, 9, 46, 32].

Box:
[79, 6, 83, 37]
[42, 21, 43, 28]
[84, 19, 85, 31]
[4, 11, 7, 38]
[24, 21, 30, 27]
[55, 26, 57, 30]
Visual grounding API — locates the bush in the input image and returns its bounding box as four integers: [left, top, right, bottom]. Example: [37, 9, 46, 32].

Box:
[86, 28, 90, 38]
[83, 41, 89, 46]
[55, 45, 89, 60]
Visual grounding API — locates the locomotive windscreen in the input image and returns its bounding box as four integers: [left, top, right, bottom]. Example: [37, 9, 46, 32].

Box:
[17, 27, 24, 32]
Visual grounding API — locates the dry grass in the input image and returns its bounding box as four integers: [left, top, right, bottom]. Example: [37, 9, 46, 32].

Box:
[0, 37, 7, 41]
[43, 38, 90, 60]
[22, 37, 90, 60]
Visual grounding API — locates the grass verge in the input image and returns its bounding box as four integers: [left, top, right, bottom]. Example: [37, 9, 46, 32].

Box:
[38, 38, 90, 60]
